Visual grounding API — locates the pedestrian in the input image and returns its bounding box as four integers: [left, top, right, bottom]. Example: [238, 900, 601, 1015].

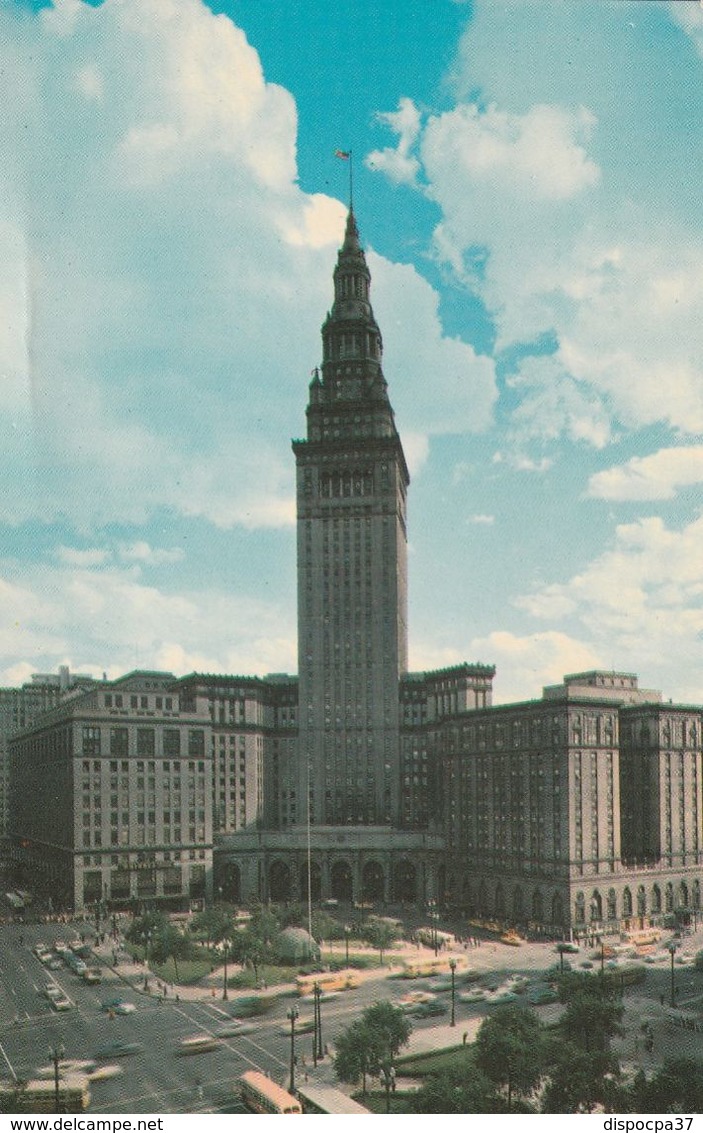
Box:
[462, 1032, 468, 1046]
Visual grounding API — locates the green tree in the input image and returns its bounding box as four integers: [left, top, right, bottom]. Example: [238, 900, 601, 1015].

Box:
[541, 1040, 621, 1113]
[334, 1020, 379, 1094]
[334, 1002, 411, 1094]
[364, 920, 398, 966]
[557, 972, 624, 1054]
[249, 904, 280, 946]
[229, 927, 271, 982]
[414, 1064, 498, 1114]
[475, 1005, 544, 1111]
[362, 1000, 411, 1060]
[190, 907, 234, 952]
[127, 912, 193, 981]
[150, 920, 192, 981]
[632, 1058, 703, 1113]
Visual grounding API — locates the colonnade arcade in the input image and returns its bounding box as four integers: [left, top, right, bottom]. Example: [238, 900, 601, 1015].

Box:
[453, 874, 703, 936]
[216, 845, 442, 907]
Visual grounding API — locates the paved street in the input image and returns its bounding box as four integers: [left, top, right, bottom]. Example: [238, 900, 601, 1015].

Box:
[1, 918, 703, 1112]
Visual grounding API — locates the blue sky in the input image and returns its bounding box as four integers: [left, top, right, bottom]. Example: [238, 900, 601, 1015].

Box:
[2, 0, 703, 703]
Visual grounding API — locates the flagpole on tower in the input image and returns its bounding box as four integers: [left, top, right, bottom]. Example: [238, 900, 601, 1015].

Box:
[334, 149, 353, 209]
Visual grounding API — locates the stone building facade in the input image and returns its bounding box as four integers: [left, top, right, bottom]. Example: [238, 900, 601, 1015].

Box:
[5, 212, 703, 931]
[8, 672, 214, 910]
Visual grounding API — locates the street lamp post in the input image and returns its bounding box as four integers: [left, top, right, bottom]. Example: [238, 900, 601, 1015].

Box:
[222, 938, 230, 1001]
[344, 924, 351, 966]
[315, 983, 323, 1061]
[428, 900, 439, 956]
[143, 931, 152, 991]
[449, 958, 456, 1027]
[49, 1044, 65, 1114]
[287, 1006, 299, 1095]
[380, 1065, 395, 1113]
[668, 942, 677, 1008]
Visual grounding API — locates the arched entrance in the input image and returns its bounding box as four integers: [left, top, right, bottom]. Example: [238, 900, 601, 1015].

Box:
[300, 861, 322, 904]
[495, 882, 506, 919]
[513, 886, 525, 923]
[362, 860, 385, 904]
[532, 889, 544, 922]
[551, 892, 565, 930]
[269, 860, 292, 903]
[590, 890, 603, 922]
[331, 860, 353, 903]
[393, 859, 416, 903]
[221, 862, 241, 904]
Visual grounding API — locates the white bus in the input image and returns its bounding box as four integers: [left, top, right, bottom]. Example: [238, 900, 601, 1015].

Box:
[0, 1077, 90, 1113]
[296, 1084, 371, 1114]
[239, 1071, 302, 1114]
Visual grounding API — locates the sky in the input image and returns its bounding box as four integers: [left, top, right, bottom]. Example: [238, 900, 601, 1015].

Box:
[1, 0, 703, 704]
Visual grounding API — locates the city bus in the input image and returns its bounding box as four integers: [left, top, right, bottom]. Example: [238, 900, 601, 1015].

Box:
[296, 1084, 371, 1114]
[0, 1077, 91, 1113]
[295, 969, 359, 997]
[239, 1071, 302, 1114]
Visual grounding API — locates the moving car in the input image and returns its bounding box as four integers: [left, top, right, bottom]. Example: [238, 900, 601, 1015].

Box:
[213, 1020, 256, 1038]
[100, 997, 136, 1015]
[177, 1035, 222, 1055]
[95, 1042, 143, 1060]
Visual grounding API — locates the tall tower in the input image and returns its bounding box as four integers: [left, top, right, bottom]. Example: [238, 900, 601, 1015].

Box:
[293, 210, 409, 828]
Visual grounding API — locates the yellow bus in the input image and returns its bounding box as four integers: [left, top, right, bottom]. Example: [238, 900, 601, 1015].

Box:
[239, 1071, 302, 1114]
[295, 969, 359, 997]
[0, 1077, 91, 1113]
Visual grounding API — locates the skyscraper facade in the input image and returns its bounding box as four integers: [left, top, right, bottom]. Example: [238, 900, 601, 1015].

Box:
[293, 209, 409, 830]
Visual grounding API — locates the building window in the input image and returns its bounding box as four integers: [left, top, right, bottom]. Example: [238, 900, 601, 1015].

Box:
[188, 730, 205, 757]
[110, 728, 128, 758]
[82, 727, 101, 756]
[163, 730, 180, 757]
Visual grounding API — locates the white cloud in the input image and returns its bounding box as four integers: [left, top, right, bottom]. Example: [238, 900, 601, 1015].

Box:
[473, 629, 603, 704]
[366, 98, 423, 187]
[0, 559, 297, 681]
[468, 514, 495, 525]
[423, 102, 599, 203]
[507, 353, 612, 449]
[516, 514, 703, 692]
[0, 0, 497, 537]
[366, 11, 703, 452]
[56, 546, 111, 568]
[368, 252, 497, 439]
[117, 542, 185, 566]
[587, 446, 703, 501]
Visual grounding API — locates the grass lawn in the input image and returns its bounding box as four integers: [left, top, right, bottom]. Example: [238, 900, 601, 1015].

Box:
[150, 957, 214, 985]
[395, 1045, 474, 1077]
[227, 965, 296, 990]
[322, 952, 382, 970]
[354, 1091, 417, 1114]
